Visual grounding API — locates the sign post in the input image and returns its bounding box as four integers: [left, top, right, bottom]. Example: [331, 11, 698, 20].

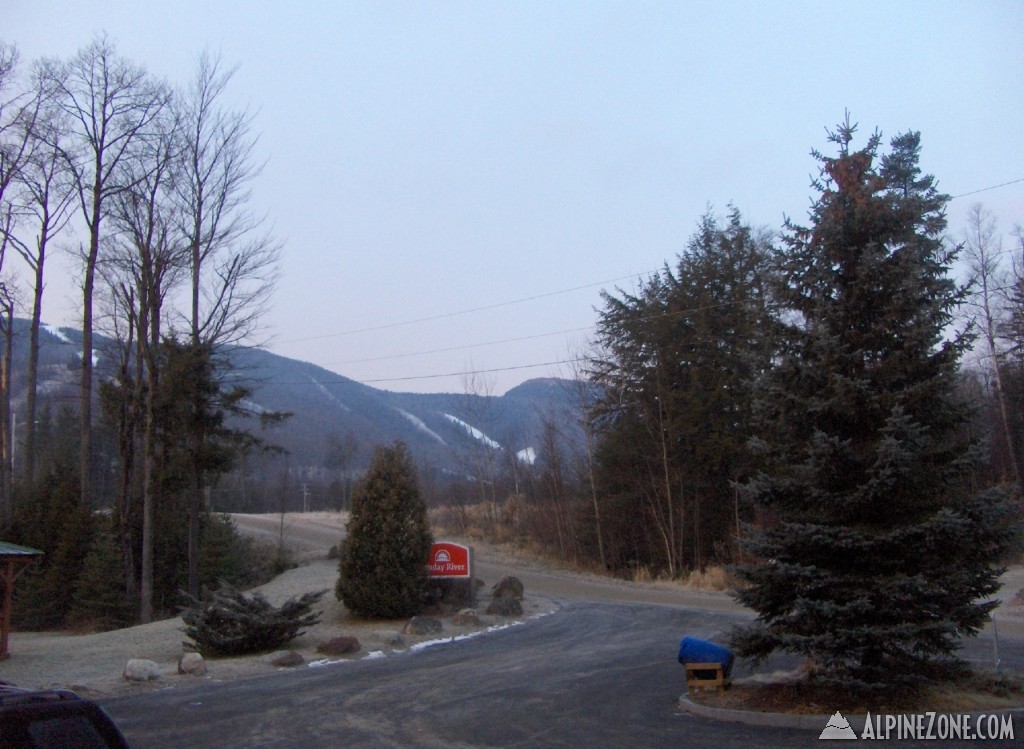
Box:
[427, 541, 475, 605]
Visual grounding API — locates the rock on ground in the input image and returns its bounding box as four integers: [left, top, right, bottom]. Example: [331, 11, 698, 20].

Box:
[316, 636, 361, 656]
[123, 659, 161, 682]
[487, 596, 524, 617]
[403, 616, 443, 635]
[177, 652, 207, 676]
[491, 576, 525, 600]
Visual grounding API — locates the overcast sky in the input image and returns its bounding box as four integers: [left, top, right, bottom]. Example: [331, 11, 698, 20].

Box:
[7, 1, 1024, 394]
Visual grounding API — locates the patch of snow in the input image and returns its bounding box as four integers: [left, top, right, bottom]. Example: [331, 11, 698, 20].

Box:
[75, 350, 99, 366]
[517, 447, 537, 465]
[442, 413, 501, 449]
[41, 324, 72, 343]
[241, 399, 267, 415]
[311, 376, 351, 412]
[308, 658, 343, 668]
[395, 408, 447, 445]
[407, 621, 526, 652]
[304, 611, 554, 670]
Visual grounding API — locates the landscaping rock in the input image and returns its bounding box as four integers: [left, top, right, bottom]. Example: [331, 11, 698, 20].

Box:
[177, 652, 207, 676]
[402, 616, 443, 636]
[316, 636, 361, 656]
[265, 650, 305, 667]
[123, 658, 161, 682]
[452, 608, 481, 626]
[486, 596, 523, 617]
[491, 575, 524, 600]
[371, 631, 405, 647]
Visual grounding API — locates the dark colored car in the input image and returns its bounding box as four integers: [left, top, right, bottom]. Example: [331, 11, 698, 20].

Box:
[0, 683, 131, 749]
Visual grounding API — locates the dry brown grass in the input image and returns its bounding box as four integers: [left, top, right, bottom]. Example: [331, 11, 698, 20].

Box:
[683, 565, 736, 591]
[433, 502, 741, 592]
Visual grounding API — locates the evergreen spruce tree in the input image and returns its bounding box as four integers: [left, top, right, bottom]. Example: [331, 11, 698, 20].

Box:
[731, 119, 1019, 691]
[591, 208, 773, 573]
[71, 526, 136, 631]
[336, 442, 433, 619]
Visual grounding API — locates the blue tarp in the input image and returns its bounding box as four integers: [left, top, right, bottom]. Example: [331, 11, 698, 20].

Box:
[677, 637, 734, 677]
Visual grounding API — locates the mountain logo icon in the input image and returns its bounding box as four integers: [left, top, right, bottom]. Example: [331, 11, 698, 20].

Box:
[819, 711, 857, 740]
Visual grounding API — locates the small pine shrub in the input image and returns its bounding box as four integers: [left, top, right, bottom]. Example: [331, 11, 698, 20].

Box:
[336, 441, 433, 619]
[70, 528, 136, 631]
[182, 581, 325, 657]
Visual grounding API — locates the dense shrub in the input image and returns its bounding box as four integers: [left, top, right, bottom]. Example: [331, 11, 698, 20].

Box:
[9, 466, 95, 629]
[70, 526, 136, 631]
[181, 581, 325, 657]
[335, 441, 432, 618]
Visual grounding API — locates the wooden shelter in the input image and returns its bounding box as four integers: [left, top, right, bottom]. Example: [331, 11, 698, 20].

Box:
[0, 541, 43, 659]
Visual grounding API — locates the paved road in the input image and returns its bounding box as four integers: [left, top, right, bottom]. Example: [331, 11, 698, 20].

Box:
[103, 604, 802, 748]
[98, 514, 1022, 748]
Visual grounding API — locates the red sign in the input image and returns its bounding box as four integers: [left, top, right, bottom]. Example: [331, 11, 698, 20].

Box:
[427, 542, 472, 578]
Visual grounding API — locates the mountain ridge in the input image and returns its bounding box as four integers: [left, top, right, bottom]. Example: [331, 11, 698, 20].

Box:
[9, 319, 586, 478]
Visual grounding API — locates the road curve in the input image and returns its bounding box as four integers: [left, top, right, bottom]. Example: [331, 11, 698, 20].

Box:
[99, 514, 1020, 748]
[229, 512, 747, 613]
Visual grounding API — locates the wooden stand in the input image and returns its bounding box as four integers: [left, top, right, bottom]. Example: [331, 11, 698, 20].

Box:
[684, 662, 731, 695]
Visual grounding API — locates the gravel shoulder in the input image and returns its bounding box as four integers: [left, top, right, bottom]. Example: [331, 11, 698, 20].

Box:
[3, 512, 1022, 698]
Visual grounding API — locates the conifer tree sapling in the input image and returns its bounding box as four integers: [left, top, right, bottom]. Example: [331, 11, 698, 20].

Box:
[336, 441, 433, 619]
[730, 117, 1020, 691]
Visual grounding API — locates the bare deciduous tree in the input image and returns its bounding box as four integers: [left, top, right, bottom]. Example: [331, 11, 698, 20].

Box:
[0, 43, 39, 520]
[41, 34, 170, 506]
[9, 68, 78, 483]
[104, 102, 187, 622]
[175, 50, 280, 597]
[176, 50, 279, 348]
[963, 203, 1018, 486]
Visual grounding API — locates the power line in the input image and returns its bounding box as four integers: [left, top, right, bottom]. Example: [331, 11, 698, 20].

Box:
[320, 324, 595, 367]
[277, 270, 657, 345]
[278, 179, 1024, 387]
[332, 299, 737, 368]
[951, 178, 1024, 200]
[266, 299, 742, 387]
[357, 358, 588, 385]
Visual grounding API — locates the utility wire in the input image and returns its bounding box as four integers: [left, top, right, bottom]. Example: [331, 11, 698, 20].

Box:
[279, 176, 1023, 385]
[322, 324, 595, 366]
[277, 270, 656, 345]
[267, 300, 741, 386]
[356, 358, 588, 385]
[951, 178, 1024, 200]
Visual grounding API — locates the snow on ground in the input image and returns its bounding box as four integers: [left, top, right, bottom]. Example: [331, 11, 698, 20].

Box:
[41, 324, 72, 343]
[241, 399, 267, 414]
[443, 413, 501, 449]
[395, 408, 447, 445]
[311, 376, 351, 412]
[517, 447, 537, 465]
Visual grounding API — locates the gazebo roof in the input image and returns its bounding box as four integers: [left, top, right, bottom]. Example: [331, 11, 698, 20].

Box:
[0, 542, 43, 558]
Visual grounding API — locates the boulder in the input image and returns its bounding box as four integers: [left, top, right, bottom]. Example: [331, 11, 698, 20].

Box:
[177, 652, 207, 676]
[265, 650, 305, 668]
[402, 616, 443, 636]
[123, 658, 161, 682]
[486, 596, 523, 617]
[316, 636, 361, 656]
[490, 575, 524, 600]
[371, 630, 406, 647]
[452, 608, 481, 626]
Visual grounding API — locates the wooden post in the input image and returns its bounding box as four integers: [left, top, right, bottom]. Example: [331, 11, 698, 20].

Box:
[1, 559, 14, 659]
[0, 545, 43, 659]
